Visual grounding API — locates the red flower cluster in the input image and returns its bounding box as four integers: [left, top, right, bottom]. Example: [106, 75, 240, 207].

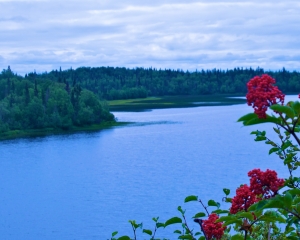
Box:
[246, 74, 285, 118]
[248, 168, 284, 199]
[230, 169, 284, 214]
[202, 213, 226, 240]
[230, 185, 257, 214]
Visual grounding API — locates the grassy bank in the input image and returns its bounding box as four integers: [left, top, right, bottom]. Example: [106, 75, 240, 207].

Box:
[108, 94, 246, 111]
[0, 121, 128, 141]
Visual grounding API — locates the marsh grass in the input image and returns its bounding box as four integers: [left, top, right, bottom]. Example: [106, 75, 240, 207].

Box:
[108, 94, 246, 111]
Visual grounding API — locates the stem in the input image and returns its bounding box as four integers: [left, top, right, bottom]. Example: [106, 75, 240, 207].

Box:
[182, 213, 195, 239]
[194, 219, 208, 240]
[268, 223, 271, 240]
[199, 199, 210, 216]
[279, 113, 300, 146]
[151, 225, 157, 240]
[131, 225, 137, 240]
[244, 230, 248, 240]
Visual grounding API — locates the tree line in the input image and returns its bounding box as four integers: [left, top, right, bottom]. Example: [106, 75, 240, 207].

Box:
[0, 66, 114, 133]
[21, 66, 300, 100]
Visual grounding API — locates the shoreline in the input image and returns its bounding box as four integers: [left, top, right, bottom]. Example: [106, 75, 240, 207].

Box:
[0, 121, 129, 141]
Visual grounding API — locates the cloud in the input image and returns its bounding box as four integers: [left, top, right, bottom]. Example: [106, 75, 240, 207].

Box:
[0, 0, 300, 75]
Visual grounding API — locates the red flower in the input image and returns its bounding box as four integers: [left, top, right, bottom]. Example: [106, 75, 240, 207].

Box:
[246, 74, 285, 118]
[230, 185, 257, 214]
[202, 213, 226, 240]
[248, 168, 284, 199]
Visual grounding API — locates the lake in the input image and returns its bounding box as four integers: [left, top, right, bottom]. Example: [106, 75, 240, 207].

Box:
[0, 97, 297, 239]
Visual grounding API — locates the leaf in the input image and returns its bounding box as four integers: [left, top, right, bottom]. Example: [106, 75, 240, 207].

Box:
[208, 199, 220, 208]
[291, 101, 300, 115]
[112, 231, 118, 237]
[217, 215, 236, 222]
[223, 188, 230, 196]
[192, 212, 206, 218]
[156, 222, 164, 228]
[273, 127, 280, 134]
[177, 206, 185, 215]
[270, 104, 295, 119]
[248, 199, 268, 211]
[287, 188, 300, 196]
[212, 209, 229, 214]
[269, 147, 279, 155]
[237, 113, 258, 122]
[245, 114, 281, 126]
[231, 234, 244, 240]
[284, 192, 293, 208]
[237, 212, 254, 221]
[184, 195, 198, 202]
[117, 236, 131, 240]
[164, 217, 182, 227]
[143, 229, 152, 236]
[178, 235, 194, 239]
[174, 230, 182, 234]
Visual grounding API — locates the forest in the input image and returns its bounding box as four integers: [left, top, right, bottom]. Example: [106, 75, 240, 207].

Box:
[1, 65, 300, 133]
[18, 66, 300, 100]
[0, 66, 114, 133]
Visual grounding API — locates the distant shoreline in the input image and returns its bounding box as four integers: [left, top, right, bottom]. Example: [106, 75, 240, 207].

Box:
[0, 121, 128, 141]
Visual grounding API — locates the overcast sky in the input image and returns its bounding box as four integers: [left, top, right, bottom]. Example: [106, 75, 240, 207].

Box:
[1, 0, 300, 75]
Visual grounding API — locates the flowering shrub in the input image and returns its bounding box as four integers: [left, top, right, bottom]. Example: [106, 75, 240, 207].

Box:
[230, 184, 257, 214]
[111, 74, 300, 240]
[202, 213, 226, 240]
[246, 74, 284, 118]
[248, 168, 284, 199]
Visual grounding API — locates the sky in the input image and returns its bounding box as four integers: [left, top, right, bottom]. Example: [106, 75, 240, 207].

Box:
[0, 0, 300, 75]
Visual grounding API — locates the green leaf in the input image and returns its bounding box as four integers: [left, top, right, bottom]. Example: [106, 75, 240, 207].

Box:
[237, 212, 254, 221]
[231, 234, 244, 240]
[238, 113, 258, 122]
[284, 192, 293, 208]
[217, 215, 236, 222]
[178, 235, 194, 240]
[273, 127, 280, 134]
[198, 237, 206, 240]
[112, 231, 118, 237]
[156, 222, 164, 228]
[192, 212, 206, 218]
[184, 195, 198, 202]
[117, 236, 131, 240]
[223, 188, 230, 196]
[245, 114, 281, 126]
[291, 101, 300, 115]
[287, 188, 300, 196]
[177, 206, 185, 215]
[174, 230, 182, 234]
[208, 199, 220, 208]
[270, 104, 295, 119]
[212, 209, 229, 214]
[164, 217, 182, 227]
[143, 229, 152, 235]
[269, 147, 279, 155]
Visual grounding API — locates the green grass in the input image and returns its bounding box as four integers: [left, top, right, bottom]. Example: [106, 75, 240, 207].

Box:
[108, 94, 246, 111]
[0, 121, 128, 141]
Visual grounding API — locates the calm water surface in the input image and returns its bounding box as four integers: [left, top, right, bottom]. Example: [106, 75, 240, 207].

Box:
[0, 98, 296, 239]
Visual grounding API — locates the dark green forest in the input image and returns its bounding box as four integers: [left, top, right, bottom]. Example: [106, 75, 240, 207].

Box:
[26, 66, 300, 100]
[1, 65, 300, 134]
[0, 66, 114, 133]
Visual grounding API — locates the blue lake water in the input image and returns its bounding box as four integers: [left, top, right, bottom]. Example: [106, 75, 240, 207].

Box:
[0, 96, 298, 239]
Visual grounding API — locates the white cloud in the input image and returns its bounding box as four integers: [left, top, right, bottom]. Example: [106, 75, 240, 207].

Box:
[0, 0, 299, 75]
